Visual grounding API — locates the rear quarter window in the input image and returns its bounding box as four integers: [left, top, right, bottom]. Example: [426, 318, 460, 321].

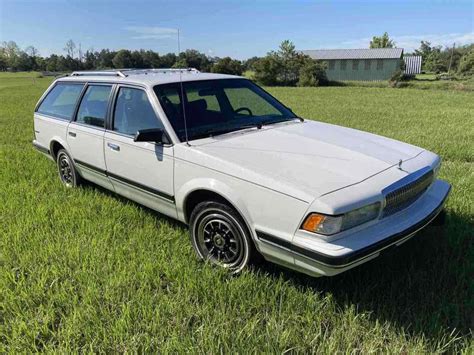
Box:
[37, 83, 84, 120]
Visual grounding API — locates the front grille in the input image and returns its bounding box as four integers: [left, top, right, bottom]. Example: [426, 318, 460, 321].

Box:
[383, 168, 434, 217]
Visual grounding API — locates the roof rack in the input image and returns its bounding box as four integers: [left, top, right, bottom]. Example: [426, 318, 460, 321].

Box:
[70, 70, 128, 78]
[69, 68, 201, 78]
[125, 68, 201, 75]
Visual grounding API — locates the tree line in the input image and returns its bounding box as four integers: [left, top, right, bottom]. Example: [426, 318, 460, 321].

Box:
[0, 40, 247, 76]
[1, 34, 473, 85]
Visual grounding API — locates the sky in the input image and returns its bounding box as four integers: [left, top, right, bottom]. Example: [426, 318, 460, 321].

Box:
[1, 0, 473, 59]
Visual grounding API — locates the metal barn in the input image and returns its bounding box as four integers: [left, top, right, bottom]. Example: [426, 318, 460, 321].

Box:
[302, 48, 404, 81]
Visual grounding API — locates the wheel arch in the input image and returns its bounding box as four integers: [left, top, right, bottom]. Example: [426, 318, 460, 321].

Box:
[49, 137, 69, 160]
[177, 179, 255, 231]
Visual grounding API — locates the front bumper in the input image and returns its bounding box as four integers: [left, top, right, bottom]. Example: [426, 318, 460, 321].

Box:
[256, 179, 451, 277]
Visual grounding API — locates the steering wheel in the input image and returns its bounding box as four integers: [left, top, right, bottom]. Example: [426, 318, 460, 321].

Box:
[234, 107, 253, 116]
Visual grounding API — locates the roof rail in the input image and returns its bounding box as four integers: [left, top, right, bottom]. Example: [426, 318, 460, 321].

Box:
[70, 70, 127, 78]
[125, 68, 201, 75]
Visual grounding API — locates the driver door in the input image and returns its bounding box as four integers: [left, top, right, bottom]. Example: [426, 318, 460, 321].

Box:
[104, 85, 176, 218]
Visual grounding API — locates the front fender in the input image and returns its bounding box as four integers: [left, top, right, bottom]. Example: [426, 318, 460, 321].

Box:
[175, 178, 254, 230]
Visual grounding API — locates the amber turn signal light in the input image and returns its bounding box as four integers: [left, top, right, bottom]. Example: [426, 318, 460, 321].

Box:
[302, 213, 325, 232]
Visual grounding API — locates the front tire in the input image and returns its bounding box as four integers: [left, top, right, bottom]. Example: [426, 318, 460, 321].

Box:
[189, 201, 255, 274]
[56, 149, 80, 188]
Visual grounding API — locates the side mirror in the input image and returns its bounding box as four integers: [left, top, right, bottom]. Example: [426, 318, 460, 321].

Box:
[134, 128, 169, 144]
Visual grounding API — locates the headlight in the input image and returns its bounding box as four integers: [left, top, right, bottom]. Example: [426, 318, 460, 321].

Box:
[301, 202, 381, 235]
[341, 202, 381, 230]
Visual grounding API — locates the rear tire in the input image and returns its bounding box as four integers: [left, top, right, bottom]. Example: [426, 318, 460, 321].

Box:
[189, 201, 256, 274]
[56, 149, 80, 188]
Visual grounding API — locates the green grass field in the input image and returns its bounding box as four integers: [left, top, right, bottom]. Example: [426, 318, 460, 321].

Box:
[1, 73, 472, 353]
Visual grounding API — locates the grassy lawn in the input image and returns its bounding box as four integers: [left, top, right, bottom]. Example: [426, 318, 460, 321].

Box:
[0, 73, 472, 352]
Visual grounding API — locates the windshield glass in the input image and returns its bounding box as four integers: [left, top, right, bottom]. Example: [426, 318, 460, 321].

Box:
[154, 79, 296, 141]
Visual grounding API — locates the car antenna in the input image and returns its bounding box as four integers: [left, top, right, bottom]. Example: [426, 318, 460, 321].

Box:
[177, 28, 191, 146]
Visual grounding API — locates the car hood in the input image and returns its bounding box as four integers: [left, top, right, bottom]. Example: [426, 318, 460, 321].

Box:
[183, 120, 424, 202]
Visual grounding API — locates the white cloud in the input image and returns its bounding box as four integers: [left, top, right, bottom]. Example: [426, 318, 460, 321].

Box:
[125, 26, 178, 40]
[339, 32, 474, 51]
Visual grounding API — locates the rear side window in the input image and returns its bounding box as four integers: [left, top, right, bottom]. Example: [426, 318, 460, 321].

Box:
[37, 83, 84, 120]
[76, 85, 112, 128]
[113, 87, 163, 135]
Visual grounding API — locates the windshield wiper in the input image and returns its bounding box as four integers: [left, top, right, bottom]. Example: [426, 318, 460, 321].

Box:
[202, 122, 263, 138]
[261, 117, 303, 126]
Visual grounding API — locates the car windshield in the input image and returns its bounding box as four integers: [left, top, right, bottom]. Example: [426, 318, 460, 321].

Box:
[154, 79, 297, 141]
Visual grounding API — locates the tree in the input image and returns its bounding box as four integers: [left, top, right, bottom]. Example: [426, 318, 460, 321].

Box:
[130, 50, 145, 68]
[45, 54, 58, 71]
[253, 40, 323, 86]
[25, 46, 39, 57]
[140, 50, 161, 68]
[16, 52, 35, 71]
[370, 32, 396, 48]
[83, 50, 97, 70]
[1, 41, 20, 68]
[172, 57, 188, 68]
[298, 58, 327, 86]
[24, 46, 40, 70]
[426, 50, 446, 73]
[243, 56, 260, 71]
[277, 39, 306, 85]
[160, 53, 177, 68]
[414, 41, 435, 70]
[96, 49, 115, 69]
[0, 56, 7, 71]
[457, 48, 474, 76]
[112, 50, 133, 68]
[64, 39, 76, 58]
[56, 56, 69, 71]
[176, 49, 211, 71]
[253, 54, 282, 85]
[211, 57, 243, 75]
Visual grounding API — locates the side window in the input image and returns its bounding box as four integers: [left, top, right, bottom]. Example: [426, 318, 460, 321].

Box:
[76, 85, 112, 128]
[377, 59, 384, 70]
[340, 60, 347, 70]
[37, 83, 84, 120]
[113, 87, 163, 136]
[365, 60, 371, 70]
[155, 86, 182, 128]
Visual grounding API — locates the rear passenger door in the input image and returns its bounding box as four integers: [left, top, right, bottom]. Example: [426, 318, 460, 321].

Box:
[104, 85, 176, 218]
[67, 83, 114, 190]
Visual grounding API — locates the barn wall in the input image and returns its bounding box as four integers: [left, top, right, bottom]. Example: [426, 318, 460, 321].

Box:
[325, 59, 401, 81]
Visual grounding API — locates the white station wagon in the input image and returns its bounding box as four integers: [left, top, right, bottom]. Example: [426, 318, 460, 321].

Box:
[33, 69, 451, 277]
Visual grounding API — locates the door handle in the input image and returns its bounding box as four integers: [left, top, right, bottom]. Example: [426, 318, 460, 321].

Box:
[68, 131, 76, 137]
[107, 142, 120, 151]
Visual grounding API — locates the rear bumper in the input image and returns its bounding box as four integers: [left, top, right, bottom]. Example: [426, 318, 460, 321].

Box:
[33, 140, 50, 154]
[256, 179, 451, 277]
[33, 140, 54, 161]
